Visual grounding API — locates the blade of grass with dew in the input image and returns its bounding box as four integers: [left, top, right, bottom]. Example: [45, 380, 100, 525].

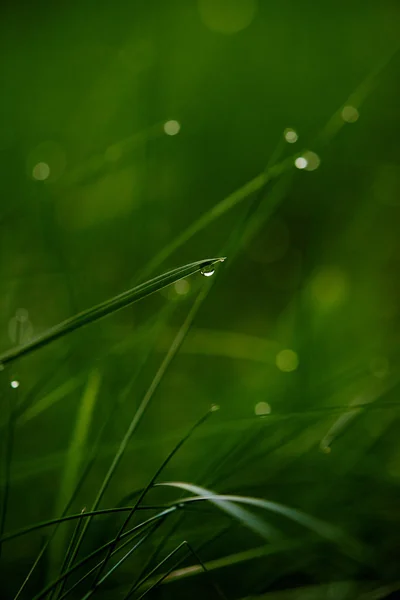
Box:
[0, 257, 225, 368]
[137, 48, 399, 288]
[55, 283, 223, 581]
[135, 159, 293, 282]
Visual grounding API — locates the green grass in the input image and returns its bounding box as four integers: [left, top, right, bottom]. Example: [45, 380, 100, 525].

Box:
[1, 4, 400, 599]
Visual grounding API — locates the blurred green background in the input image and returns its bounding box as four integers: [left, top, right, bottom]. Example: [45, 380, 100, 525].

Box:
[1, 0, 400, 598]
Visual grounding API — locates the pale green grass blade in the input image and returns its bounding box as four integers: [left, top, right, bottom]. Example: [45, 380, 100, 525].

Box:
[157, 483, 366, 559]
[137, 160, 292, 281]
[49, 370, 101, 582]
[17, 377, 83, 426]
[160, 483, 280, 542]
[0, 257, 225, 367]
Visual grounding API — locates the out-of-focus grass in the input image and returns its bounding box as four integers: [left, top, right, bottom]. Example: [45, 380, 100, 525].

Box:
[1, 1, 400, 599]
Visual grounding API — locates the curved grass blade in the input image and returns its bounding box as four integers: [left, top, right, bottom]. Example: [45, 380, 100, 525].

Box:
[157, 483, 366, 560]
[0, 257, 225, 368]
[0, 505, 166, 544]
[92, 405, 218, 586]
[160, 484, 280, 542]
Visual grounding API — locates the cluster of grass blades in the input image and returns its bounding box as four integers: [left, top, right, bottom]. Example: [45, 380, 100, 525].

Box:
[1, 42, 399, 600]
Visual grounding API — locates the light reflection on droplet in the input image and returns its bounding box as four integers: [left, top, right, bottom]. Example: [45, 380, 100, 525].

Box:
[11, 380, 20, 389]
[200, 265, 215, 277]
[174, 279, 190, 295]
[284, 128, 298, 143]
[32, 162, 50, 181]
[341, 105, 359, 123]
[276, 349, 299, 372]
[295, 156, 308, 170]
[255, 401, 271, 416]
[164, 120, 181, 136]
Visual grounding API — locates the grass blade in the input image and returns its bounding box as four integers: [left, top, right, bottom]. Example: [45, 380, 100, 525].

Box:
[91, 405, 218, 585]
[32, 508, 176, 600]
[0, 257, 225, 367]
[160, 483, 280, 542]
[157, 483, 366, 559]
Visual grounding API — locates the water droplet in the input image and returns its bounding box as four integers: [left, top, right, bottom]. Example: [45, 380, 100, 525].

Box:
[200, 265, 215, 277]
[210, 404, 220, 412]
[11, 380, 20, 389]
[320, 442, 331, 454]
[255, 401, 271, 416]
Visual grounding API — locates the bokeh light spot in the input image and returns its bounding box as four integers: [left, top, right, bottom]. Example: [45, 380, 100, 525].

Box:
[198, 0, 257, 34]
[11, 380, 20, 389]
[255, 401, 271, 416]
[303, 151, 321, 171]
[295, 157, 308, 170]
[174, 279, 190, 295]
[284, 128, 298, 143]
[311, 266, 347, 308]
[28, 141, 66, 182]
[341, 105, 359, 123]
[276, 349, 299, 372]
[32, 162, 50, 181]
[164, 120, 181, 136]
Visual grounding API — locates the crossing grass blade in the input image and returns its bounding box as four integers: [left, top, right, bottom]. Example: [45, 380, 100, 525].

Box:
[0, 257, 225, 367]
[156, 482, 367, 561]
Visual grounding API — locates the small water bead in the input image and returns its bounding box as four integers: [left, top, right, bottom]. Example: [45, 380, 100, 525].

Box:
[255, 401, 271, 416]
[210, 404, 220, 412]
[200, 265, 215, 277]
[11, 380, 20, 389]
